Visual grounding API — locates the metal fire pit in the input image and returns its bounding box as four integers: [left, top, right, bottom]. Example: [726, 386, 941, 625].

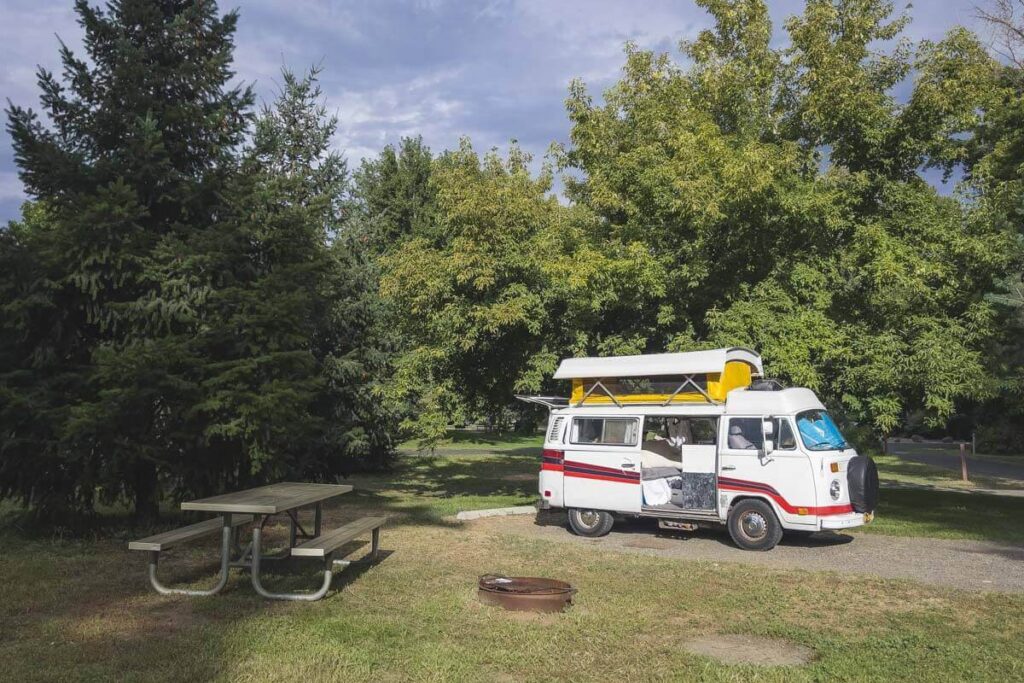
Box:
[477, 574, 576, 613]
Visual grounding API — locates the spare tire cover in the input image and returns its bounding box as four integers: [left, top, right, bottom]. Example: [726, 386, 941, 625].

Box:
[847, 455, 879, 513]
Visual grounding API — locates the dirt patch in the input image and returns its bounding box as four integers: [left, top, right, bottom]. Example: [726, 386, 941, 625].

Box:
[67, 599, 210, 642]
[623, 538, 674, 550]
[683, 635, 815, 666]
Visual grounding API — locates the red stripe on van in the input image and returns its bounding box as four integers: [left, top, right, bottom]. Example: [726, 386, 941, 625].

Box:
[718, 478, 853, 516]
[540, 462, 564, 472]
[564, 460, 640, 479]
[564, 470, 641, 485]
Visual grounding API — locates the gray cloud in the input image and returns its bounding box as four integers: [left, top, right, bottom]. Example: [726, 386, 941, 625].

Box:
[0, 0, 989, 222]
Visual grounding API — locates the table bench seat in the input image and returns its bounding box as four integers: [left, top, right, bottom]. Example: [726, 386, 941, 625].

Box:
[129, 514, 254, 552]
[291, 516, 386, 558]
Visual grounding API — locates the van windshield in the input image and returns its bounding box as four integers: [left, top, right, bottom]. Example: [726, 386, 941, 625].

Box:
[796, 410, 849, 451]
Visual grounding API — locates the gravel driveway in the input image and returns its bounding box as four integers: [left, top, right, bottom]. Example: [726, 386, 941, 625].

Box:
[471, 513, 1024, 593]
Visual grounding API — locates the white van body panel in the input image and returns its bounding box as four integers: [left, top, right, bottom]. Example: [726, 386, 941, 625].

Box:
[718, 414, 818, 529]
[538, 387, 865, 533]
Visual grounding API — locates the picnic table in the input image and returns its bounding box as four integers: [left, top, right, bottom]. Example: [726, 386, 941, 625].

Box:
[129, 482, 385, 601]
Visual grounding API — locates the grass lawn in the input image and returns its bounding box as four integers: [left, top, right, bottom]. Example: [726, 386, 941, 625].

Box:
[874, 452, 1024, 491]
[970, 452, 1024, 464]
[2, 433, 1023, 681]
[390, 432, 1024, 543]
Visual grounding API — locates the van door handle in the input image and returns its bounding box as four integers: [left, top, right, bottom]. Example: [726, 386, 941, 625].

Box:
[621, 462, 636, 469]
[720, 465, 736, 471]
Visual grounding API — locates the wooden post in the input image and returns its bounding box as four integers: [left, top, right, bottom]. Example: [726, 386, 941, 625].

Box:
[971, 432, 976, 457]
[959, 442, 969, 482]
[882, 436, 888, 455]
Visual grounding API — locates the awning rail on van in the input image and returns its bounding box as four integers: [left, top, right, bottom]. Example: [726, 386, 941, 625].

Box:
[514, 395, 571, 409]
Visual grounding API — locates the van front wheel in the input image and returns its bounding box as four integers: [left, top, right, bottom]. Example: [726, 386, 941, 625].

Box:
[728, 499, 783, 551]
[567, 509, 614, 537]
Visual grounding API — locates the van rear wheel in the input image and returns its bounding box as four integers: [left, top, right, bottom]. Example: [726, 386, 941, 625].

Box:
[567, 509, 614, 537]
[728, 499, 783, 551]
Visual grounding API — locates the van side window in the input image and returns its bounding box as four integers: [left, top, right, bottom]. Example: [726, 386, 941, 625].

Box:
[726, 418, 763, 451]
[570, 418, 638, 446]
[775, 418, 797, 450]
[690, 418, 718, 445]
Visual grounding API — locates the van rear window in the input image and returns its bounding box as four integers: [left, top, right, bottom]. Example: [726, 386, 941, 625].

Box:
[570, 418, 639, 446]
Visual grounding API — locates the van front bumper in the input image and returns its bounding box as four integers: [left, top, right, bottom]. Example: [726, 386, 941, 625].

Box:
[820, 511, 871, 530]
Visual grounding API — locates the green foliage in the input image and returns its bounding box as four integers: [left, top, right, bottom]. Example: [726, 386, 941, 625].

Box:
[963, 1, 1024, 451]
[376, 142, 606, 444]
[5, 0, 1024, 509]
[1, 3, 389, 519]
[3, 0, 253, 518]
[561, 0, 1015, 434]
[351, 136, 437, 253]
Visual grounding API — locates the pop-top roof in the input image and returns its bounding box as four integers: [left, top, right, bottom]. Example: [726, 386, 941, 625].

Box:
[552, 347, 763, 380]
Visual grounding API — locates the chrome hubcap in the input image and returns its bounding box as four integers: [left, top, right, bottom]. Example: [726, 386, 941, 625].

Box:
[578, 510, 600, 528]
[741, 512, 767, 539]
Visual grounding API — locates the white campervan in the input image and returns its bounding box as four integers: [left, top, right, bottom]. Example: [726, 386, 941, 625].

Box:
[521, 348, 879, 551]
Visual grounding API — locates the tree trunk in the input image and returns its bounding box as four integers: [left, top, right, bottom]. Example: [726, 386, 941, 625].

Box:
[133, 459, 159, 522]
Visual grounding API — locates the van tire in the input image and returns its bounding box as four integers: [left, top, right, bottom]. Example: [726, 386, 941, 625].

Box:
[567, 509, 614, 537]
[728, 499, 783, 551]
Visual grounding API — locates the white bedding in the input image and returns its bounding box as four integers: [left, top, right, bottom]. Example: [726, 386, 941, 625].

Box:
[641, 477, 673, 506]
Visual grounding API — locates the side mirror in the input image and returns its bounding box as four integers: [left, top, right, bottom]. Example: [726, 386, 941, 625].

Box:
[762, 419, 775, 456]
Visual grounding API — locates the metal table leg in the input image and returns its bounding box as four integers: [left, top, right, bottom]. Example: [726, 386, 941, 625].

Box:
[250, 524, 333, 601]
[230, 514, 290, 568]
[148, 513, 233, 596]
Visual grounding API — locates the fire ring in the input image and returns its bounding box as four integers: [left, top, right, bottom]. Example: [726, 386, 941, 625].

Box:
[477, 574, 576, 613]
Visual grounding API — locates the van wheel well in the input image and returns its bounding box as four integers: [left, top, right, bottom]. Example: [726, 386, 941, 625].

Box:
[728, 494, 772, 512]
[726, 494, 785, 524]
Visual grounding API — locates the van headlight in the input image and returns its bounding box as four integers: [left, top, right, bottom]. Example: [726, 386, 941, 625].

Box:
[830, 479, 841, 501]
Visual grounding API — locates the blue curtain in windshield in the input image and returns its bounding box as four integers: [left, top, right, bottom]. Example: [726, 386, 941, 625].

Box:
[796, 411, 847, 450]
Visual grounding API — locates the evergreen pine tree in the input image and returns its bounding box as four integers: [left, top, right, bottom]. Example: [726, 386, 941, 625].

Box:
[3, 0, 252, 519]
[193, 67, 393, 483]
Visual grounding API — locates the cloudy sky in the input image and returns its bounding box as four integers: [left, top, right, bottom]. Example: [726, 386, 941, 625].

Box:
[0, 0, 994, 223]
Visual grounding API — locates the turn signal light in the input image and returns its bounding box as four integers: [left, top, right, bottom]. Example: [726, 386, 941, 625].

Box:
[830, 462, 840, 473]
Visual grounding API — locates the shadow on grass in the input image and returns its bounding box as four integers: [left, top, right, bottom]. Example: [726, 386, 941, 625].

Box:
[872, 488, 1024, 545]
[253, 547, 396, 597]
[876, 456, 963, 481]
[398, 430, 544, 455]
[0, 450, 549, 680]
[441, 430, 543, 446]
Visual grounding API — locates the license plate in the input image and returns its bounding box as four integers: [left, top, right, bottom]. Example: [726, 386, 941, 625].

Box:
[863, 512, 874, 524]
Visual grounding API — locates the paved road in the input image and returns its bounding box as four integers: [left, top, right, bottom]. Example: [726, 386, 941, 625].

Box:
[472, 514, 1024, 593]
[888, 441, 1024, 481]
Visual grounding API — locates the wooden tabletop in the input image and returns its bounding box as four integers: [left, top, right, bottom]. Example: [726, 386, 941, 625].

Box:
[181, 482, 353, 515]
